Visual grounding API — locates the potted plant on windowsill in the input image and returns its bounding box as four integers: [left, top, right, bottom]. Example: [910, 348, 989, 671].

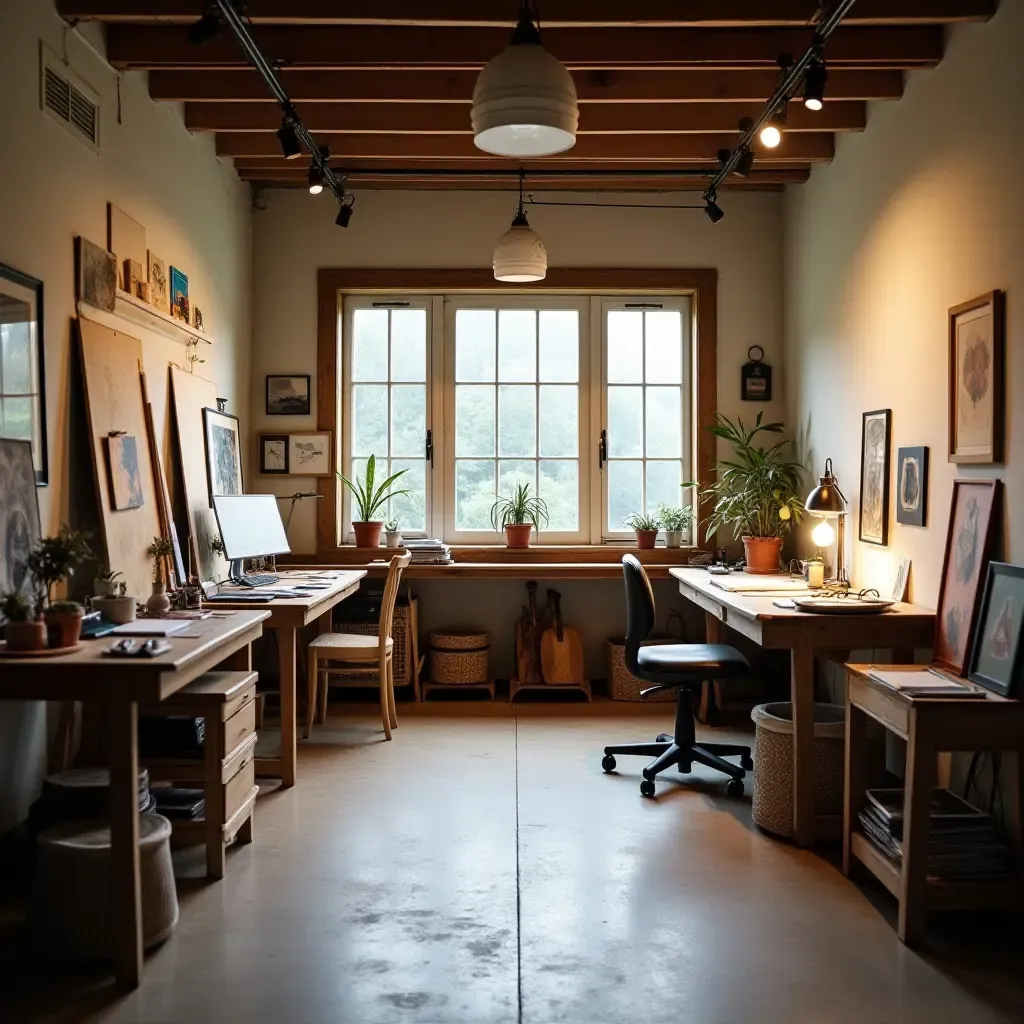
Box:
[385, 519, 403, 549]
[146, 537, 175, 615]
[624, 512, 661, 550]
[690, 412, 804, 574]
[339, 455, 410, 549]
[26, 525, 92, 648]
[657, 504, 694, 549]
[1, 591, 46, 652]
[490, 482, 549, 549]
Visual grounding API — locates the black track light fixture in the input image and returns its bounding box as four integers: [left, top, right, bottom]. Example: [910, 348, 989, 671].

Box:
[277, 118, 302, 160]
[803, 59, 828, 111]
[308, 165, 325, 194]
[186, 9, 222, 46]
[705, 196, 725, 224]
[735, 148, 755, 177]
[335, 194, 355, 228]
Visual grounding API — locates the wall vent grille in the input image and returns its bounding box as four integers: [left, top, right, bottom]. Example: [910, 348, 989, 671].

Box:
[41, 47, 100, 152]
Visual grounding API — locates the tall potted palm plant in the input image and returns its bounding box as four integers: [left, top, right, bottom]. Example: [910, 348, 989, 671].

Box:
[339, 455, 410, 548]
[690, 413, 804, 574]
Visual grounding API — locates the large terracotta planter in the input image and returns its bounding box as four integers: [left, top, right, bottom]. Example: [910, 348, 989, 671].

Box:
[353, 521, 384, 548]
[504, 523, 533, 548]
[44, 608, 84, 649]
[742, 536, 783, 574]
[635, 530, 659, 550]
[4, 620, 47, 652]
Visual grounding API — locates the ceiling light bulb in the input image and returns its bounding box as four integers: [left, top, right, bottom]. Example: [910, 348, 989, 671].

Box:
[803, 60, 828, 111]
[760, 123, 782, 148]
[308, 164, 324, 195]
[811, 518, 836, 548]
[493, 209, 547, 282]
[471, 7, 578, 157]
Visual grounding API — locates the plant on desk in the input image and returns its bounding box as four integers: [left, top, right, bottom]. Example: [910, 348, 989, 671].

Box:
[688, 412, 804, 574]
[94, 567, 123, 597]
[146, 536, 175, 615]
[623, 512, 662, 550]
[26, 525, 93, 648]
[657, 504, 694, 549]
[491, 481, 549, 549]
[1, 590, 47, 652]
[339, 454, 411, 549]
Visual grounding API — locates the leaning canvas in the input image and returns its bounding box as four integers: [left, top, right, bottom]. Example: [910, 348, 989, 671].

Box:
[0, 438, 42, 599]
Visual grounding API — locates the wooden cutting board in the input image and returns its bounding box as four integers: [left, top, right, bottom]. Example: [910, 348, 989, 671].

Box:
[540, 589, 585, 685]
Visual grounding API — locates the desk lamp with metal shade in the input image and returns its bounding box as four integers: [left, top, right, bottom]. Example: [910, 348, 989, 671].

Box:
[804, 458, 849, 588]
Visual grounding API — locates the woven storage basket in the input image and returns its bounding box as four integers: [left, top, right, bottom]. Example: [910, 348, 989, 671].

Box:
[429, 631, 489, 685]
[331, 601, 412, 684]
[750, 702, 845, 838]
[607, 636, 679, 702]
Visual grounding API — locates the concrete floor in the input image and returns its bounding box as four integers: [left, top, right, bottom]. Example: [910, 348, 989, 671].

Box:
[4, 702, 1024, 1023]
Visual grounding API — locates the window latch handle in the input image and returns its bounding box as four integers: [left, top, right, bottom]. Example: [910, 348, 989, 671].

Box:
[425, 428, 433, 465]
[598, 429, 607, 469]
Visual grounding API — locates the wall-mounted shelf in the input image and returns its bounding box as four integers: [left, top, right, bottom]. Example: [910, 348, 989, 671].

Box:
[77, 289, 215, 348]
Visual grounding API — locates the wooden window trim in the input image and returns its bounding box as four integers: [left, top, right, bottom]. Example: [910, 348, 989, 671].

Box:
[316, 268, 718, 557]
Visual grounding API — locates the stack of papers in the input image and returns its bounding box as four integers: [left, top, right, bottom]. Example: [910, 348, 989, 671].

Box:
[866, 667, 987, 698]
[403, 539, 452, 565]
[709, 576, 811, 594]
[111, 620, 191, 637]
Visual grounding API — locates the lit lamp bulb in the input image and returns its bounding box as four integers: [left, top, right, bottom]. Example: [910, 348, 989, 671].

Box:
[759, 123, 782, 148]
[811, 518, 836, 548]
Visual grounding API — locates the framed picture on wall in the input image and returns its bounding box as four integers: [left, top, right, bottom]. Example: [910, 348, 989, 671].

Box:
[949, 290, 1005, 465]
[968, 563, 1024, 697]
[0, 438, 41, 599]
[858, 409, 891, 546]
[266, 374, 311, 416]
[258, 434, 289, 475]
[287, 432, 332, 476]
[202, 408, 243, 503]
[895, 446, 928, 527]
[0, 264, 47, 484]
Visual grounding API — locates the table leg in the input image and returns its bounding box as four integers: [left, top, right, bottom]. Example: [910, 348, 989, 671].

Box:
[106, 699, 143, 988]
[699, 612, 725, 724]
[844, 699, 867, 877]
[218, 642, 252, 672]
[899, 708, 934, 944]
[791, 645, 816, 847]
[278, 627, 297, 788]
[203, 712, 226, 879]
[314, 611, 332, 725]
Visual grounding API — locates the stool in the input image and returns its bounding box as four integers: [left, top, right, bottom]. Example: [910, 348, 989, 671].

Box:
[30, 813, 178, 961]
[141, 670, 258, 878]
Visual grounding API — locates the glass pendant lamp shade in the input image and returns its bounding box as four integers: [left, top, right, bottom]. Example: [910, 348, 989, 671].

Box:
[493, 209, 547, 282]
[472, 10, 578, 157]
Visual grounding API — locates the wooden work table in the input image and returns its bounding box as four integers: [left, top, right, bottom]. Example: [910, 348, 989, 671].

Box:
[0, 610, 270, 989]
[670, 568, 936, 847]
[204, 569, 365, 786]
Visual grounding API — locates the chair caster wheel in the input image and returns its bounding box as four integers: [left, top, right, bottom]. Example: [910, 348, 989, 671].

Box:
[602, 755, 616, 773]
[741, 755, 754, 771]
[726, 778, 744, 797]
[640, 779, 656, 798]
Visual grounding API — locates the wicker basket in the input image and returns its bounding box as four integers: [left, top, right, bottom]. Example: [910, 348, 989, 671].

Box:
[607, 636, 679, 702]
[331, 597, 414, 685]
[429, 631, 489, 685]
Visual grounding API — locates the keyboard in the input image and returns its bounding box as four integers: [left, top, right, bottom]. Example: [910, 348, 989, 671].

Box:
[235, 573, 280, 588]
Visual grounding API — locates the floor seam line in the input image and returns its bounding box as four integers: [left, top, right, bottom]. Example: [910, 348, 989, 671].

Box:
[515, 708, 523, 1024]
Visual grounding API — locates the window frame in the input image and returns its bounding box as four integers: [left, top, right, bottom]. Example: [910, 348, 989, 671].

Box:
[316, 270, 718, 558]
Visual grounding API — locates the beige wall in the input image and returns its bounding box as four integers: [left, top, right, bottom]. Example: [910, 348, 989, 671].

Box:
[784, 3, 1022, 608]
[0, 2, 252, 829]
[252, 187, 786, 552]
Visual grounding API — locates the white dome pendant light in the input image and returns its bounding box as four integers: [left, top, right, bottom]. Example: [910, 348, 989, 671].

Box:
[493, 172, 547, 282]
[472, 2, 578, 157]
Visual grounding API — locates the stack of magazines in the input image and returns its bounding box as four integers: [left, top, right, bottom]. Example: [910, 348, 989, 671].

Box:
[403, 538, 453, 565]
[858, 788, 1013, 879]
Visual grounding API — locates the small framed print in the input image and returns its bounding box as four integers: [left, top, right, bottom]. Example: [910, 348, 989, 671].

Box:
[858, 409, 891, 546]
[968, 563, 1024, 698]
[895, 446, 928, 527]
[259, 434, 289, 475]
[949, 290, 1005, 464]
[288, 432, 332, 476]
[266, 374, 311, 416]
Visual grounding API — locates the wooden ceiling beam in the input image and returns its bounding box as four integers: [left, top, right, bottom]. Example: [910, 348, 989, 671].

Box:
[216, 132, 835, 161]
[58, 1, 996, 28]
[152, 68, 905, 104]
[106, 25, 943, 71]
[188, 100, 865, 134]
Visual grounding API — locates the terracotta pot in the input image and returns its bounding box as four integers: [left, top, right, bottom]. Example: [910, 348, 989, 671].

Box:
[504, 523, 533, 548]
[353, 521, 384, 548]
[742, 536, 784, 574]
[4, 619, 47, 652]
[635, 530, 659, 550]
[44, 609, 84, 649]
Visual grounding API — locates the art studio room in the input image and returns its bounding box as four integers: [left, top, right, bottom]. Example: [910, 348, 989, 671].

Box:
[1, 2, 1023, 1022]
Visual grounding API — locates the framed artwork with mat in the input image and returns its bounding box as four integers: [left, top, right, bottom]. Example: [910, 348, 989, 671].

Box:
[859, 409, 891, 545]
[0, 438, 41, 599]
[968, 562, 1024, 697]
[202, 407, 243, 502]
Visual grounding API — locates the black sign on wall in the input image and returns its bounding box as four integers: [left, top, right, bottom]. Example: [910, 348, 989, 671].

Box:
[741, 345, 772, 401]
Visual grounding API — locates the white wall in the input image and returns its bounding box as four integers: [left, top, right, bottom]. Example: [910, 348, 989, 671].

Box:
[0, 2, 252, 830]
[785, 3, 1023, 606]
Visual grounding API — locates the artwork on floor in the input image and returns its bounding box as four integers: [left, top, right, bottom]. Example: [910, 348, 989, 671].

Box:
[934, 478, 1001, 676]
[76, 236, 116, 311]
[969, 563, 1024, 698]
[892, 556, 911, 603]
[147, 251, 168, 310]
[105, 434, 145, 510]
[288, 432, 332, 476]
[170, 266, 190, 323]
[258, 434, 289, 475]
[107, 203, 146, 279]
[0, 439, 41, 600]
[0, 263, 47, 484]
[895, 446, 928, 527]
[266, 374, 311, 416]
[202, 408, 243, 503]
[858, 409, 891, 546]
[949, 290, 1004, 465]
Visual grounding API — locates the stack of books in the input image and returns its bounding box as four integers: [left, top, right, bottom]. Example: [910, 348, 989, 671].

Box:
[403, 538, 453, 565]
[858, 788, 1013, 879]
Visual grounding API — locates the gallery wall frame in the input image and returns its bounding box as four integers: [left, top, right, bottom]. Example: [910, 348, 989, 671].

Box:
[858, 408, 891, 546]
[266, 374, 312, 416]
[895, 445, 928, 528]
[948, 289, 1005, 465]
[201, 407, 243, 504]
[0, 438, 41, 599]
[968, 562, 1024, 698]
[0, 264, 47, 484]
[257, 431, 333, 477]
[258, 433, 289, 474]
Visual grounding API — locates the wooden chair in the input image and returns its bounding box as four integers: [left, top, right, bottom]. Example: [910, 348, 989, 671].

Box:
[306, 552, 411, 741]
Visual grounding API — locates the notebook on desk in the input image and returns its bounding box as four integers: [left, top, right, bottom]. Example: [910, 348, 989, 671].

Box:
[866, 667, 988, 698]
[710, 576, 812, 594]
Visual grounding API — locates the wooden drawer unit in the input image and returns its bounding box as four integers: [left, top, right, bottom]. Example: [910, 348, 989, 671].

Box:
[142, 670, 259, 879]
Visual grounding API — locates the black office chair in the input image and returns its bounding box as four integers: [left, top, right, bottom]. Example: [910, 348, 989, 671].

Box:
[602, 555, 753, 798]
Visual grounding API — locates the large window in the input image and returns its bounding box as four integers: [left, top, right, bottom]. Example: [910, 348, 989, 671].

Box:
[339, 290, 695, 546]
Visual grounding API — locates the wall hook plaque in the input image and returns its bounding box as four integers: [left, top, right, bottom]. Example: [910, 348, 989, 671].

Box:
[742, 345, 772, 401]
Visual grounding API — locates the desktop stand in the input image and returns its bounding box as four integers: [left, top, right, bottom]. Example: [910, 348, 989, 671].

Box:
[229, 559, 246, 581]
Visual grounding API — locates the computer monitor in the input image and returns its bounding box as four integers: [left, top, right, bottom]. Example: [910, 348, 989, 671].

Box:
[212, 494, 290, 577]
